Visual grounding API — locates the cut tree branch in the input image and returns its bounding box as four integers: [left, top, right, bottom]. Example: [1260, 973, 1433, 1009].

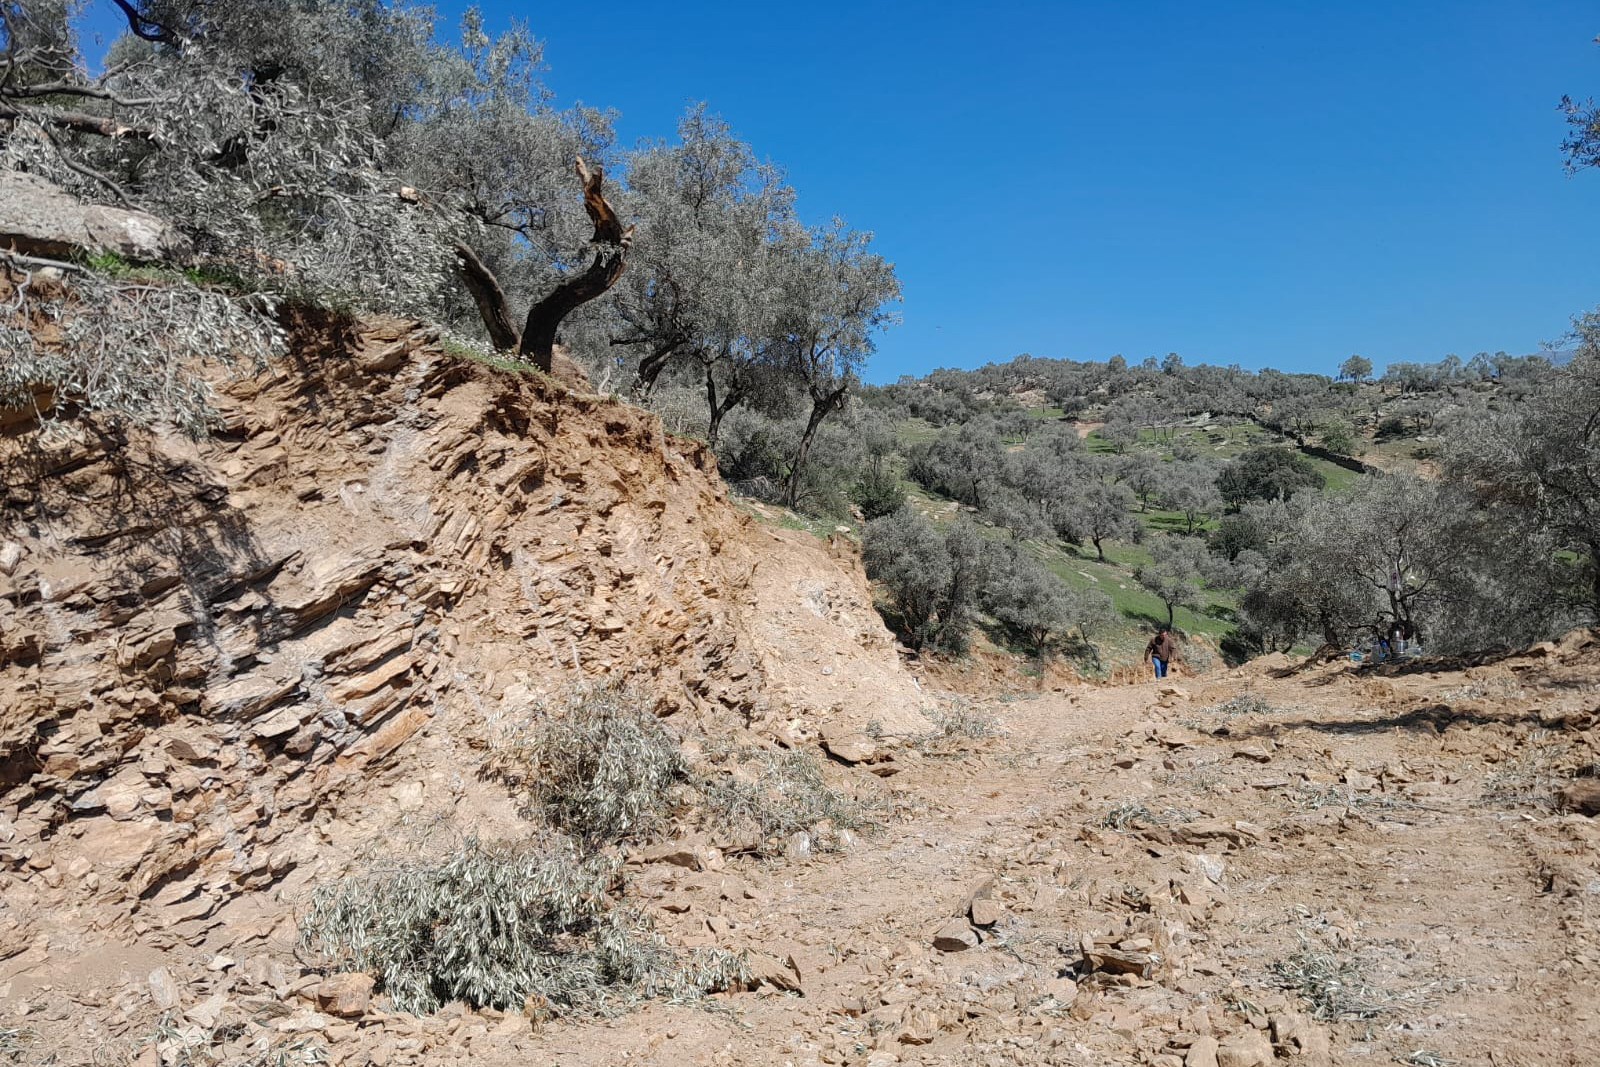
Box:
[518, 156, 633, 373]
[0, 101, 159, 143]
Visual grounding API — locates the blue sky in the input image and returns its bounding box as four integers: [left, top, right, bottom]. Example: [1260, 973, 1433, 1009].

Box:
[81, 2, 1600, 382]
[454, 0, 1600, 382]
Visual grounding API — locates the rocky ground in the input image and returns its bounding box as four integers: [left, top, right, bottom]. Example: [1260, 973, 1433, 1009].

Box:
[4, 630, 1597, 1066]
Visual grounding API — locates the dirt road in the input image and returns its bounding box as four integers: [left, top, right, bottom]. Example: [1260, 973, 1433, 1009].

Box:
[493, 653, 1600, 1067]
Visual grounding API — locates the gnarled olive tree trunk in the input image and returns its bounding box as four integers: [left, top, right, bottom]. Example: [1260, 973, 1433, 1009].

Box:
[455, 156, 633, 373]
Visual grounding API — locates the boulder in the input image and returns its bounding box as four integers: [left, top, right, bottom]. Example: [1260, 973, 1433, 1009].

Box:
[1560, 780, 1600, 817]
[315, 972, 375, 1018]
[0, 171, 190, 263]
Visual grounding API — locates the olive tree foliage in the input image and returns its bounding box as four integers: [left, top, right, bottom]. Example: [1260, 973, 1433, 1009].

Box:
[1448, 315, 1600, 623]
[0, 1, 532, 431]
[1235, 473, 1564, 653]
[861, 508, 986, 654]
[1, 1, 644, 421]
[1561, 35, 1600, 174]
[1069, 481, 1139, 561]
[765, 220, 900, 509]
[612, 107, 795, 442]
[0, 264, 283, 432]
[1135, 534, 1207, 627]
[906, 419, 1007, 508]
[1338, 355, 1373, 382]
[982, 543, 1114, 657]
[1158, 459, 1222, 534]
[2, 0, 461, 307]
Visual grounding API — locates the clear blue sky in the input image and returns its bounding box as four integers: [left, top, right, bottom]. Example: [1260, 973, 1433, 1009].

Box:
[82, 1, 1600, 382]
[455, 0, 1600, 382]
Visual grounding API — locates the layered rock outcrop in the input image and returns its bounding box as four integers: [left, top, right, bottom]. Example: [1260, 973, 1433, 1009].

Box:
[0, 310, 931, 1000]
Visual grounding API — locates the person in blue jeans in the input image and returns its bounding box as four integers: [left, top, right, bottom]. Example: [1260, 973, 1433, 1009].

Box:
[1144, 626, 1177, 679]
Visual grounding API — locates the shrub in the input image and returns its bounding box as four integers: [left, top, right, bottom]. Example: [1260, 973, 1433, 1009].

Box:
[850, 465, 906, 519]
[1376, 414, 1409, 439]
[862, 508, 993, 654]
[298, 836, 746, 1015]
[700, 748, 880, 853]
[487, 683, 687, 845]
[923, 699, 1005, 740]
[1268, 941, 1391, 1021]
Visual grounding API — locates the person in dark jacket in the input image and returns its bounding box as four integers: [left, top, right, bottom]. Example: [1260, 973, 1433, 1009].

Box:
[1144, 626, 1177, 679]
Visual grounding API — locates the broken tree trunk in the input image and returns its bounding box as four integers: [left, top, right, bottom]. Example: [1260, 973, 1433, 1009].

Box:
[519, 157, 633, 373]
[453, 241, 521, 352]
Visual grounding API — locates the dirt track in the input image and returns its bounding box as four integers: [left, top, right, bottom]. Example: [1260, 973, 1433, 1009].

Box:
[446, 642, 1600, 1067]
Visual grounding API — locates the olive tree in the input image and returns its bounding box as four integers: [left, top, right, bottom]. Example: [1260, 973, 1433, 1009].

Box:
[862, 509, 987, 654]
[1135, 534, 1207, 626]
[1338, 355, 1373, 382]
[766, 220, 899, 509]
[1067, 481, 1140, 561]
[1448, 316, 1600, 622]
[983, 546, 1113, 657]
[614, 107, 795, 431]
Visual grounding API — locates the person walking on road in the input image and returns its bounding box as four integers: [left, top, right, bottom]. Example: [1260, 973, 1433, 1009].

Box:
[1144, 626, 1177, 680]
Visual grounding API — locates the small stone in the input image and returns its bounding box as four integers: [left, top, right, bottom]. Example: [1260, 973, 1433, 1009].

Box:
[148, 967, 181, 1011]
[1186, 1035, 1220, 1067]
[744, 952, 802, 993]
[252, 706, 304, 740]
[1232, 741, 1273, 763]
[969, 898, 1004, 927]
[185, 993, 229, 1030]
[1045, 976, 1078, 1005]
[1271, 1012, 1332, 1063]
[0, 541, 22, 576]
[1189, 853, 1227, 884]
[821, 729, 877, 764]
[931, 919, 979, 953]
[1343, 769, 1380, 792]
[1560, 780, 1600, 817]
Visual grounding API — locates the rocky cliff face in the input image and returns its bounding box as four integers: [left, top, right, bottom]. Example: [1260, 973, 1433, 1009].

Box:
[0, 312, 930, 1048]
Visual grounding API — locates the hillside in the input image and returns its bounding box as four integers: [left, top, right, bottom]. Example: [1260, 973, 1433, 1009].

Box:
[821, 347, 1575, 673]
[0, 315, 940, 1064]
[5, 373, 1599, 1067]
